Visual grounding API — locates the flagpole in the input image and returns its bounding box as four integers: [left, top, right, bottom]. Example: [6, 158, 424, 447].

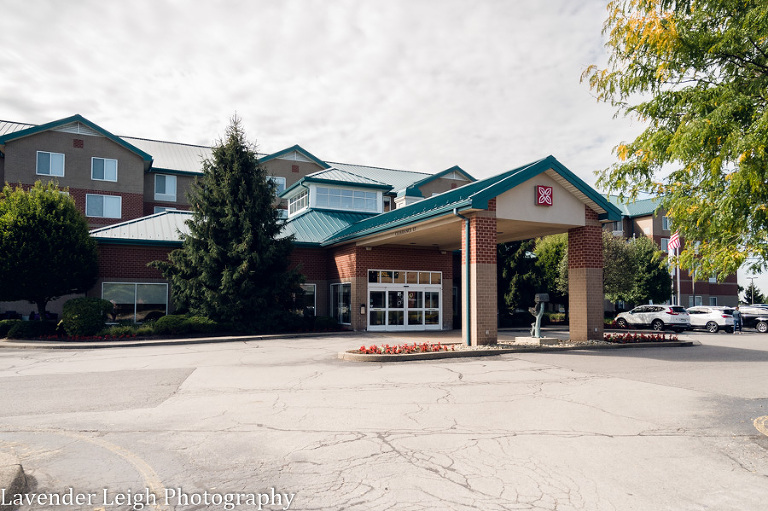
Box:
[676, 245, 681, 306]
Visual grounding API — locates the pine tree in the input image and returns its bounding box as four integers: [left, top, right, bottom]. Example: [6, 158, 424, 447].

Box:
[152, 117, 303, 329]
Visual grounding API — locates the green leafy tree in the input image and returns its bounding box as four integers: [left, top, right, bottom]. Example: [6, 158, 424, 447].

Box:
[497, 240, 540, 313]
[533, 234, 568, 305]
[0, 181, 98, 317]
[602, 230, 635, 302]
[584, 0, 768, 278]
[624, 236, 673, 304]
[152, 117, 303, 329]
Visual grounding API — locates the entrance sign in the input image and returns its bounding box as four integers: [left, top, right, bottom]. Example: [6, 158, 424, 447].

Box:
[536, 185, 553, 206]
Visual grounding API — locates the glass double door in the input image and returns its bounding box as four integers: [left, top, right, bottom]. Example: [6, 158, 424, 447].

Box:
[368, 285, 441, 331]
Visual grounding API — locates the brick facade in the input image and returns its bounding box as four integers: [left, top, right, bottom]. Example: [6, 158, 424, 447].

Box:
[568, 206, 604, 341]
[463, 208, 498, 345]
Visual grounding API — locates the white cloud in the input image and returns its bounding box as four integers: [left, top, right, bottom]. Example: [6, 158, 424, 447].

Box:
[0, 0, 638, 187]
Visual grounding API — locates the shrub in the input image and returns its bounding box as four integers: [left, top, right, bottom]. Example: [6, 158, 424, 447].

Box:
[153, 315, 190, 335]
[0, 319, 21, 338]
[7, 320, 57, 339]
[313, 316, 340, 331]
[62, 297, 114, 336]
[184, 315, 218, 334]
[100, 325, 138, 337]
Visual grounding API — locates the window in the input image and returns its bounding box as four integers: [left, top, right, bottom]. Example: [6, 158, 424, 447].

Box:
[688, 295, 703, 307]
[315, 186, 377, 212]
[299, 284, 316, 316]
[289, 190, 309, 215]
[709, 273, 717, 283]
[611, 221, 623, 233]
[331, 283, 351, 325]
[91, 157, 118, 181]
[153, 206, 176, 214]
[269, 176, 286, 195]
[662, 216, 671, 231]
[102, 283, 168, 322]
[155, 174, 177, 202]
[36, 151, 65, 177]
[661, 238, 670, 252]
[709, 297, 718, 306]
[86, 194, 121, 218]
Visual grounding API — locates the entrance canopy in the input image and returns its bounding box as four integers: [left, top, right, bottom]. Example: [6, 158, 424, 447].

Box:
[323, 155, 620, 249]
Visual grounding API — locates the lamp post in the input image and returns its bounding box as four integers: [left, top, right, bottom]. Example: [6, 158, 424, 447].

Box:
[747, 276, 757, 304]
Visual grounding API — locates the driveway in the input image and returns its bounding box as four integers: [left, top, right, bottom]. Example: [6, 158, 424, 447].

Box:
[0, 330, 766, 510]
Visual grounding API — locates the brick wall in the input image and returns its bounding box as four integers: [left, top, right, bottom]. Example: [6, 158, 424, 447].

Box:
[568, 206, 604, 341]
[289, 246, 329, 280]
[97, 244, 174, 279]
[568, 208, 603, 269]
[66, 188, 145, 226]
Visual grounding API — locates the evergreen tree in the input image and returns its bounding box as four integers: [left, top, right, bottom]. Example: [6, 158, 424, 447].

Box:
[742, 282, 766, 304]
[0, 181, 98, 317]
[152, 117, 303, 329]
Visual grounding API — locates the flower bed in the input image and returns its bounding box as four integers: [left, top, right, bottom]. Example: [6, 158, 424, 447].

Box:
[603, 332, 678, 344]
[357, 342, 456, 355]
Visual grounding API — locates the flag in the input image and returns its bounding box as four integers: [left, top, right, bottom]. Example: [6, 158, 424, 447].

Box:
[668, 231, 681, 251]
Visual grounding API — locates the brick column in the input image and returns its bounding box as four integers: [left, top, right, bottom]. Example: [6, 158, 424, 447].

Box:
[462, 200, 497, 345]
[568, 207, 604, 341]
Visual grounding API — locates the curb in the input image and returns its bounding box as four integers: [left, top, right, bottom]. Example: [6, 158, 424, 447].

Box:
[339, 340, 696, 362]
[0, 330, 359, 350]
[0, 453, 27, 511]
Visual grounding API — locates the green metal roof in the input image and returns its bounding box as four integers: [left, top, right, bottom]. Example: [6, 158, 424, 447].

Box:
[606, 195, 661, 217]
[259, 144, 331, 169]
[280, 167, 393, 198]
[0, 115, 153, 166]
[280, 209, 377, 245]
[328, 162, 433, 192]
[90, 210, 190, 246]
[323, 156, 622, 246]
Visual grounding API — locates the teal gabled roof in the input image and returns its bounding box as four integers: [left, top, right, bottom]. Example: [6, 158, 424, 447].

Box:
[259, 144, 330, 169]
[90, 210, 190, 246]
[0, 114, 153, 166]
[280, 209, 377, 245]
[322, 155, 621, 246]
[280, 167, 393, 198]
[606, 195, 661, 218]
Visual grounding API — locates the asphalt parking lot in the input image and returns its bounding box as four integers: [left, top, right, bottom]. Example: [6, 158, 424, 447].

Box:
[0, 329, 766, 510]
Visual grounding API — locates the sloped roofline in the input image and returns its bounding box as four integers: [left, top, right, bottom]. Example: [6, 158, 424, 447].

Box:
[280, 167, 393, 198]
[0, 114, 153, 166]
[409, 165, 476, 189]
[259, 144, 331, 169]
[322, 156, 621, 246]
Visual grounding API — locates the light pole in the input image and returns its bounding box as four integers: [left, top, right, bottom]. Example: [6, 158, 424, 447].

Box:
[747, 276, 757, 304]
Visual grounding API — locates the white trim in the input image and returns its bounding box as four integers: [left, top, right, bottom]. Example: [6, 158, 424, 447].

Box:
[91, 157, 118, 182]
[36, 151, 65, 177]
[154, 174, 177, 202]
[86, 194, 122, 218]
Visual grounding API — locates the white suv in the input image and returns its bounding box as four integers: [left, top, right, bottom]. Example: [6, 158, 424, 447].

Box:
[615, 305, 690, 332]
[686, 306, 734, 333]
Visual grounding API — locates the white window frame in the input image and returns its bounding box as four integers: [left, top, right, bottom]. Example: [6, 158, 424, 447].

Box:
[154, 174, 177, 202]
[91, 157, 118, 182]
[662, 216, 671, 231]
[661, 238, 670, 252]
[709, 297, 718, 306]
[86, 194, 122, 219]
[36, 151, 65, 177]
[314, 186, 378, 213]
[153, 206, 177, 214]
[288, 190, 309, 216]
[269, 176, 287, 196]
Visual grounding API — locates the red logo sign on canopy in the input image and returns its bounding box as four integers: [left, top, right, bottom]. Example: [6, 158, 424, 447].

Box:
[536, 185, 553, 206]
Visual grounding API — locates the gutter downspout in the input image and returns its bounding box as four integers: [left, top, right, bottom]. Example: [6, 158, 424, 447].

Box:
[453, 208, 471, 346]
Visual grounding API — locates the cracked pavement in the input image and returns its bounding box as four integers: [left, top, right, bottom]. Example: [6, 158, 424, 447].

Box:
[0, 331, 767, 510]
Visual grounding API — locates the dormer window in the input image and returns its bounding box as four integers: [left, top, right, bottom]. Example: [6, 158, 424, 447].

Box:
[289, 189, 308, 215]
[315, 186, 377, 212]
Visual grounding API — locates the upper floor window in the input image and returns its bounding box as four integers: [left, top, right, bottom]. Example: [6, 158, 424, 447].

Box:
[153, 206, 177, 214]
[662, 216, 671, 231]
[36, 151, 65, 177]
[661, 238, 670, 252]
[315, 186, 377, 212]
[155, 174, 177, 202]
[289, 190, 309, 216]
[91, 157, 118, 182]
[269, 176, 286, 195]
[86, 194, 121, 219]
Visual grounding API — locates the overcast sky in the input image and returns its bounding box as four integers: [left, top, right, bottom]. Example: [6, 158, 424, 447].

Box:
[2, 0, 761, 293]
[0, 0, 646, 188]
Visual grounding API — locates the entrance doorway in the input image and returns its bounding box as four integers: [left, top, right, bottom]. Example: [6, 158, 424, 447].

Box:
[367, 270, 441, 331]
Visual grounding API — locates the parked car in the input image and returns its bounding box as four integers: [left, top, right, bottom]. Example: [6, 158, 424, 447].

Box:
[686, 306, 734, 333]
[615, 305, 691, 332]
[736, 306, 768, 333]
